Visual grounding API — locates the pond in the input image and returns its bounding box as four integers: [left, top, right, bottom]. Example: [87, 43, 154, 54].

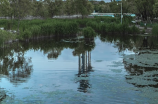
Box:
[0, 35, 158, 104]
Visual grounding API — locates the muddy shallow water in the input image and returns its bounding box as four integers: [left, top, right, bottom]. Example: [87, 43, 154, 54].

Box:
[0, 36, 158, 104]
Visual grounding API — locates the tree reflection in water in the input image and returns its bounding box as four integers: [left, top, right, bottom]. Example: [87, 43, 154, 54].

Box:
[0, 43, 33, 85]
[76, 51, 93, 93]
[72, 38, 95, 93]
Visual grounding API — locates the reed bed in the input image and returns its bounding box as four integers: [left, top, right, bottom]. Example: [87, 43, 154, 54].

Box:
[0, 16, 140, 41]
[0, 30, 16, 45]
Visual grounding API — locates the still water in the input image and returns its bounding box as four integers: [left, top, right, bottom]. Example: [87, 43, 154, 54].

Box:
[0, 35, 158, 104]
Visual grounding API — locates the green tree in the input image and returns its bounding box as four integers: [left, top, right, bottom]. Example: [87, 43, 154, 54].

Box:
[75, 0, 94, 19]
[44, 0, 63, 18]
[64, 0, 75, 16]
[153, 1, 158, 17]
[9, 0, 32, 34]
[0, 0, 12, 18]
[109, 2, 120, 13]
[32, 0, 48, 18]
[135, 0, 156, 21]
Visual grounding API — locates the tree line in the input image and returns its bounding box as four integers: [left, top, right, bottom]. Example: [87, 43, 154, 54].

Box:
[0, 0, 158, 21]
[92, 0, 158, 21]
[0, 0, 93, 19]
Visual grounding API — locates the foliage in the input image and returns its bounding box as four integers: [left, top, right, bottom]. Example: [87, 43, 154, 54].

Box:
[0, 0, 12, 17]
[83, 27, 96, 38]
[45, 0, 63, 18]
[0, 30, 16, 44]
[153, 2, 158, 17]
[64, 0, 75, 16]
[130, 25, 140, 34]
[135, 0, 155, 20]
[18, 20, 79, 39]
[32, 0, 49, 18]
[75, 0, 94, 18]
[152, 24, 158, 36]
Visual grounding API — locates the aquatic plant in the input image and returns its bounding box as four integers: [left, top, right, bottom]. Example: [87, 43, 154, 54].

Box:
[19, 20, 79, 39]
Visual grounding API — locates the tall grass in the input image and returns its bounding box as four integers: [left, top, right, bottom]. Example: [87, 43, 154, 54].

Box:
[152, 24, 158, 36]
[19, 20, 79, 40]
[0, 30, 16, 45]
[0, 16, 140, 41]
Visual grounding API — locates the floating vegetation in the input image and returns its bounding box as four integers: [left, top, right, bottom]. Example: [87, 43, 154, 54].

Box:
[123, 50, 158, 68]
[95, 60, 103, 62]
[110, 69, 122, 73]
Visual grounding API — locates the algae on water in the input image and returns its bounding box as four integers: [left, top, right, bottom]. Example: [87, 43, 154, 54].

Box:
[124, 50, 158, 68]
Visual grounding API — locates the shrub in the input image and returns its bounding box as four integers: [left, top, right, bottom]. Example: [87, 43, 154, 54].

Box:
[83, 27, 96, 38]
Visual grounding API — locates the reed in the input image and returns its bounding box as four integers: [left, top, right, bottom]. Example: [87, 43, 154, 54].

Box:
[0, 30, 16, 44]
[152, 24, 158, 36]
[20, 20, 79, 39]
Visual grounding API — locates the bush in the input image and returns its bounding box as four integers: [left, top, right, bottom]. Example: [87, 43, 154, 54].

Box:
[83, 27, 96, 38]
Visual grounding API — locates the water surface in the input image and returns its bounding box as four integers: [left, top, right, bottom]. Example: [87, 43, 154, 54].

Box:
[0, 36, 158, 104]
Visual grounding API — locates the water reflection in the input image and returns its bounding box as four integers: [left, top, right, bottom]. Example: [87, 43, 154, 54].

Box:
[78, 51, 92, 77]
[0, 49, 33, 84]
[77, 51, 93, 93]
[99, 34, 140, 53]
[123, 36, 158, 88]
[1, 35, 158, 103]
[0, 89, 6, 102]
